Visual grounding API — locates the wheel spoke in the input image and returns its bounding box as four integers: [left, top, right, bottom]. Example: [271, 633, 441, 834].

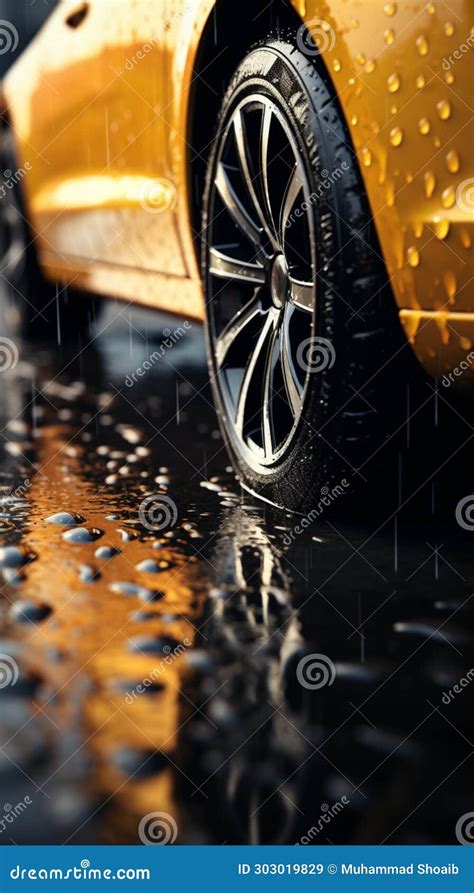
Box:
[235, 311, 276, 437]
[215, 162, 261, 246]
[233, 111, 277, 248]
[260, 104, 278, 240]
[209, 247, 265, 285]
[280, 163, 304, 239]
[215, 294, 264, 367]
[288, 277, 314, 312]
[262, 326, 279, 457]
[281, 306, 304, 418]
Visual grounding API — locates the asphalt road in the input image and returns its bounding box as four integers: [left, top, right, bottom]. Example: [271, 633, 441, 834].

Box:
[0, 298, 472, 846]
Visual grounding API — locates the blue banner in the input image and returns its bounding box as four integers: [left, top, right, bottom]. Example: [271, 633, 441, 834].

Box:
[0, 846, 472, 891]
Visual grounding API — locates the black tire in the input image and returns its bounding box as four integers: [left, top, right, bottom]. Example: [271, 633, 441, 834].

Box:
[0, 126, 101, 342]
[201, 38, 409, 512]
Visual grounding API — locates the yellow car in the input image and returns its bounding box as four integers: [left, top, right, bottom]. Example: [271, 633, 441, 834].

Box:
[1, 0, 472, 509]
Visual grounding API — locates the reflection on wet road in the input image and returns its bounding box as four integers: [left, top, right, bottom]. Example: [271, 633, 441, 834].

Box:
[0, 302, 472, 846]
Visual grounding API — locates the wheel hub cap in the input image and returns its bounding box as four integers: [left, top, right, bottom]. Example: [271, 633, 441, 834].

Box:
[270, 254, 288, 310]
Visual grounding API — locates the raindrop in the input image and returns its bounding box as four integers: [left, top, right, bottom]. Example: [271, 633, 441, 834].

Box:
[418, 117, 431, 135]
[416, 74, 426, 89]
[384, 28, 395, 44]
[361, 147, 372, 167]
[384, 2, 397, 14]
[444, 21, 455, 36]
[365, 59, 376, 73]
[136, 558, 173, 574]
[460, 228, 471, 249]
[79, 564, 101, 583]
[332, 59, 342, 72]
[407, 246, 420, 267]
[444, 71, 454, 85]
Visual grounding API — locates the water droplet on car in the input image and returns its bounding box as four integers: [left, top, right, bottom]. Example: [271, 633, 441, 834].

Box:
[444, 21, 455, 36]
[416, 35, 429, 55]
[416, 74, 426, 89]
[384, 2, 397, 15]
[62, 527, 103, 544]
[433, 217, 450, 239]
[407, 246, 420, 267]
[10, 600, 52, 624]
[95, 545, 121, 559]
[441, 185, 455, 208]
[387, 73, 400, 93]
[436, 99, 451, 120]
[384, 28, 395, 44]
[360, 147, 372, 166]
[390, 126, 403, 146]
[444, 271, 457, 300]
[45, 511, 86, 526]
[445, 149, 459, 172]
[418, 117, 430, 135]
[0, 545, 37, 568]
[424, 171, 436, 198]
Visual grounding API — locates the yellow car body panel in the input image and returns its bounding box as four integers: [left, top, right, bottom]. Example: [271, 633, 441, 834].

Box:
[2, 0, 473, 379]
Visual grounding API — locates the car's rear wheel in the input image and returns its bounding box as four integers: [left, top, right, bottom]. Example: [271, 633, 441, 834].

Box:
[202, 39, 406, 512]
[0, 127, 100, 342]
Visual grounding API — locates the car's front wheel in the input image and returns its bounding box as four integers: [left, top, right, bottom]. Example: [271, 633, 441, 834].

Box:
[202, 39, 405, 512]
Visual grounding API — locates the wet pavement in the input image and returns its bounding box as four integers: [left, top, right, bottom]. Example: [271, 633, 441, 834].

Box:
[0, 297, 472, 846]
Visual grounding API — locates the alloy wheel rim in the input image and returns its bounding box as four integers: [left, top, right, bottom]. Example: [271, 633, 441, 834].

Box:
[207, 94, 316, 470]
